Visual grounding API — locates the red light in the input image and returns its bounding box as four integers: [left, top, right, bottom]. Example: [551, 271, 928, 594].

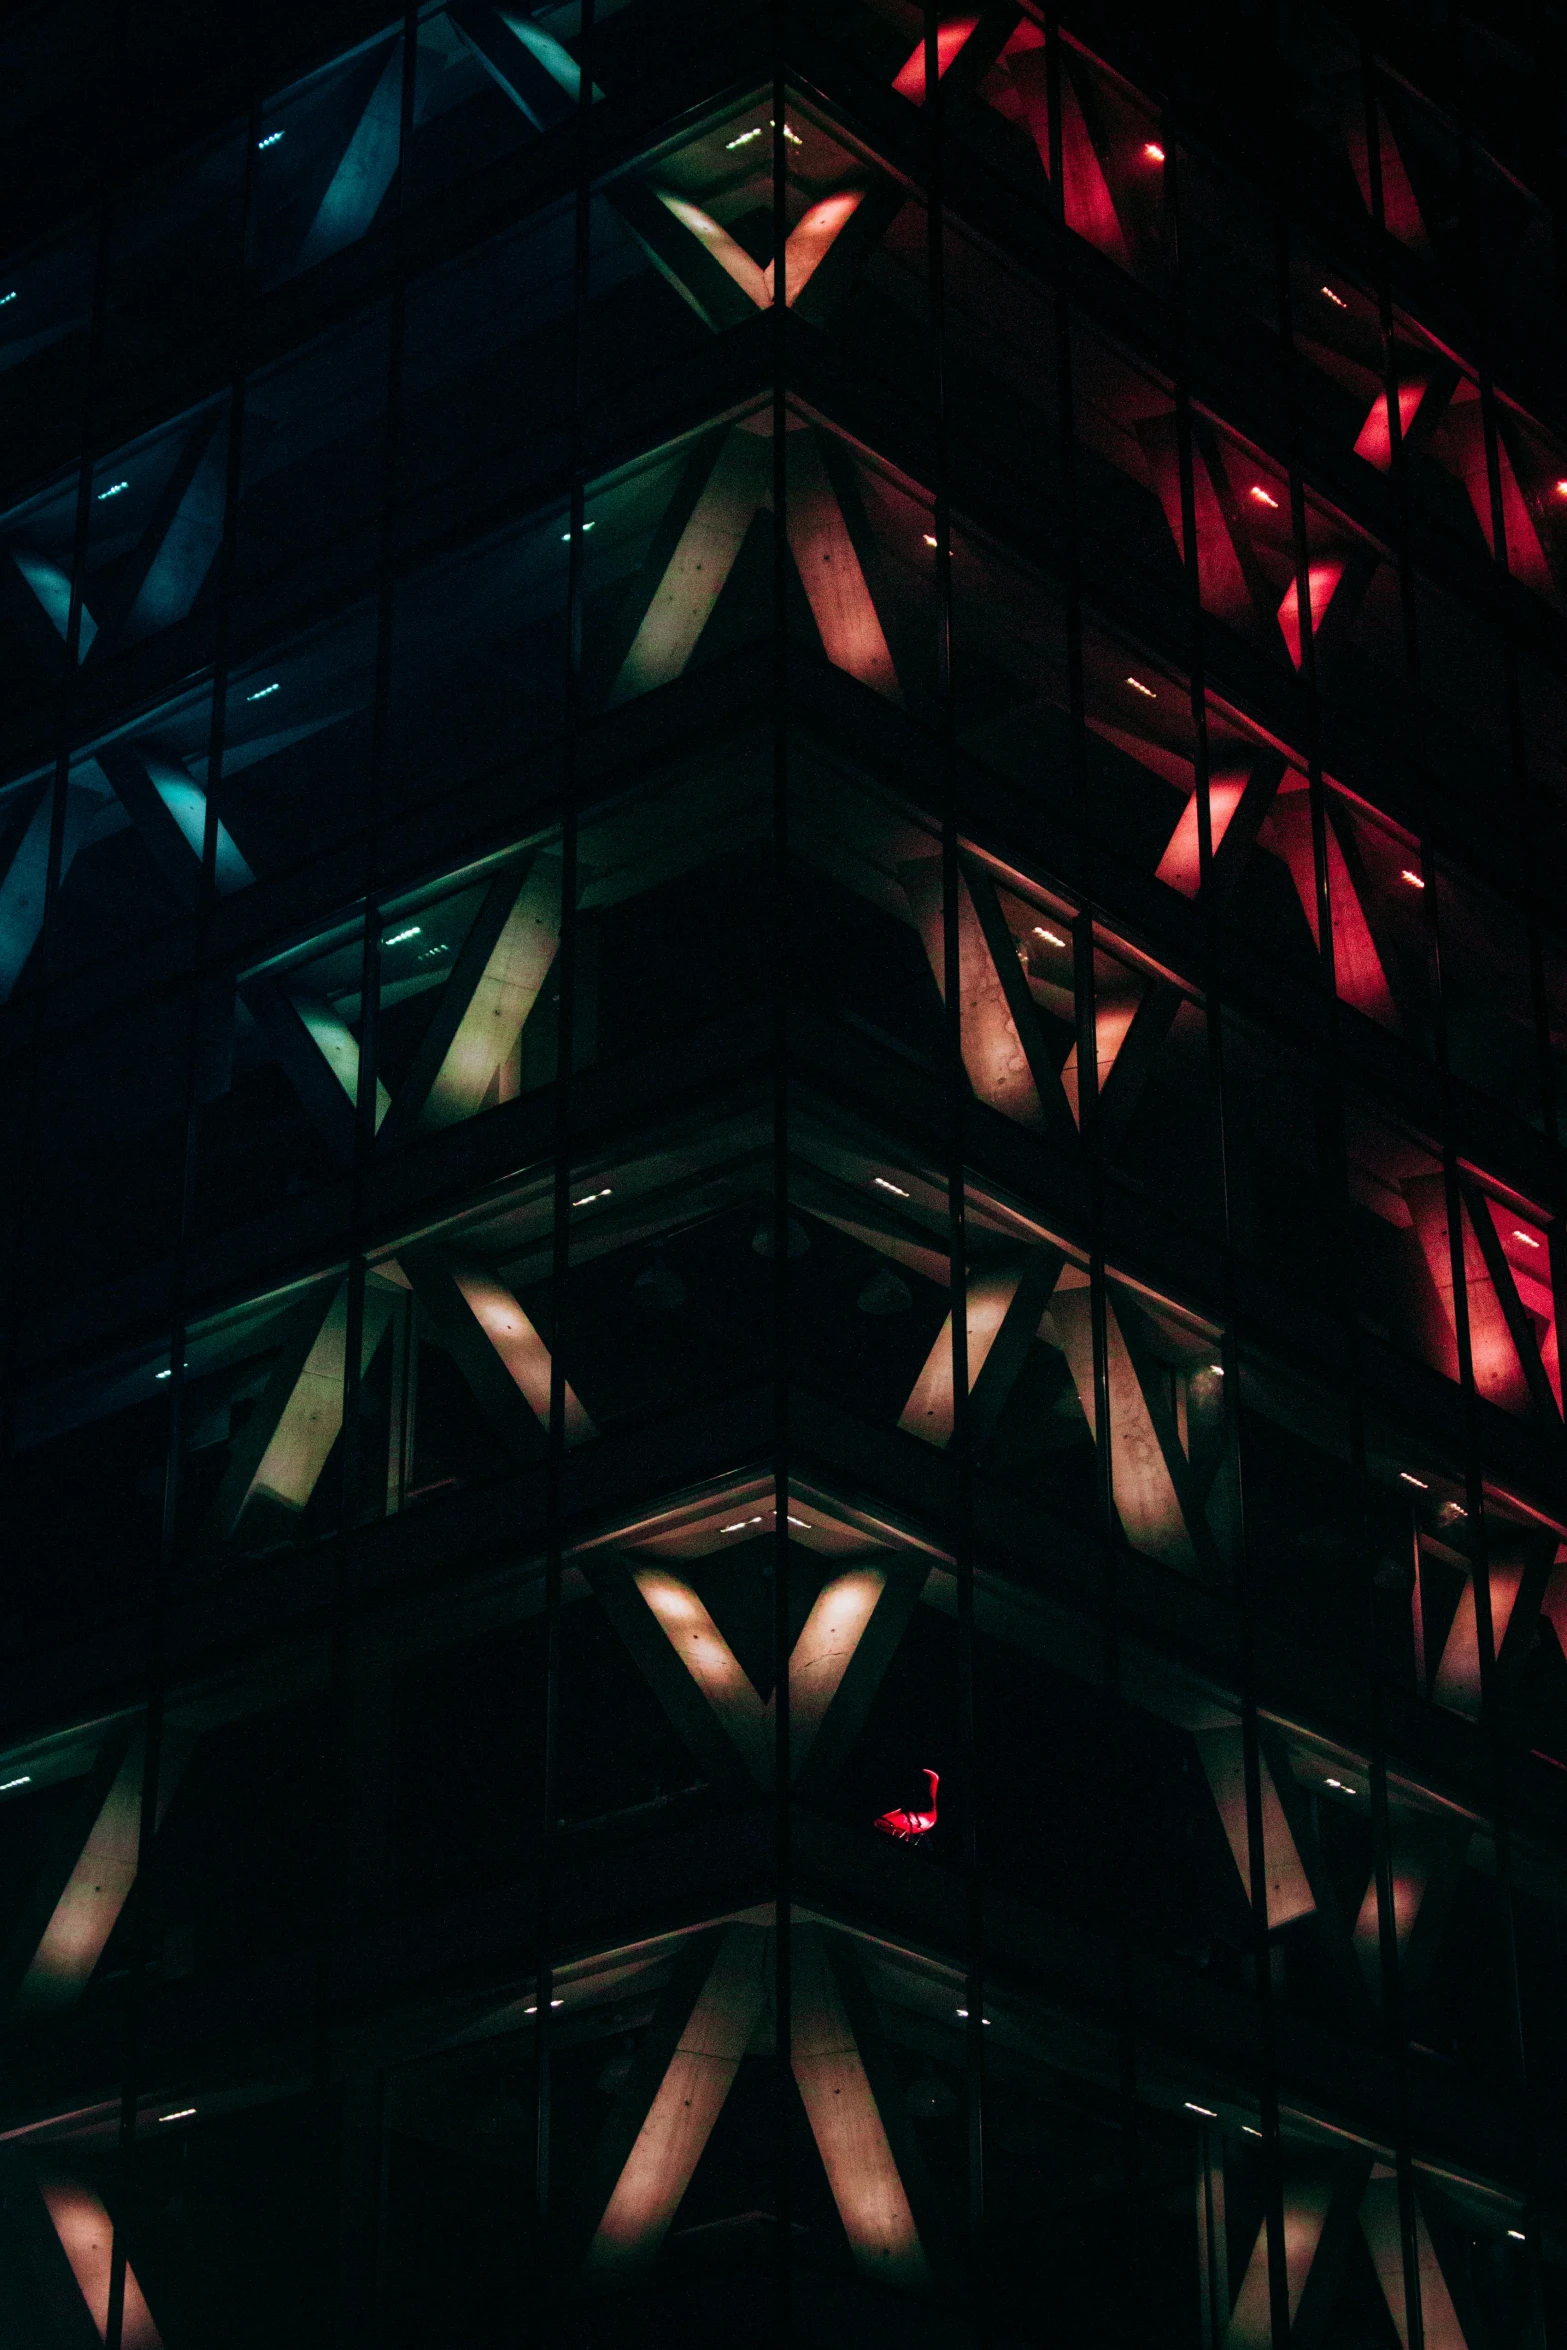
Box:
[1555, 481, 1567, 499]
[1143, 141, 1166, 162]
[1400, 867, 1425, 889]
[874, 1768, 940, 1844]
[1249, 485, 1279, 508]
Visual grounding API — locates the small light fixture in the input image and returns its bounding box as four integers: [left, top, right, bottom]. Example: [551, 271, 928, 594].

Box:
[1184, 2101, 1218, 2118]
[1513, 1228, 1542, 1248]
[1555, 482, 1567, 500]
[156, 1369, 172, 1380]
[384, 926, 421, 947]
[1321, 285, 1348, 309]
[726, 126, 763, 149]
[1325, 1777, 1344, 1790]
[524, 2000, 566, 2015]
[1125, 675, 1157, 698]
[1249, 485, 1279, 508]
[1400, 866, 1425, 888]
[1399, 1471, 1428, 1489]
[159, 2108, 196, 2123]
[560, 519, 597, 543]
[1509, 2229, 1527, 2243]
[873, 1176, 910, 1197]
[0, 1775, 31, 1792]
[955, 2009, 992, 2023]
[257, 129, 284, 150]
[1143, 141, 1166, 162]
[1033, 925, 1067, 947]
[1242, 2124, 1262, 2137]
[572, 1187, 612, 1208]
[0, 291, 16, 307]
[786, 1514, 807, 1527]
[96, 479, 129, 500]
[246, 681, 280, 701]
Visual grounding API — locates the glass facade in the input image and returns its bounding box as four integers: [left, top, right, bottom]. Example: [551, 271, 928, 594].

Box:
[1, 0, 1566, 2342]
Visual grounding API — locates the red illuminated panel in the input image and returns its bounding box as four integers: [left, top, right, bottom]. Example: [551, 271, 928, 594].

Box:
[1353, 381, 1425, 470]
[892, 17, 978, 100]
[1277, 560, 1344, 667]
[1153, 772, 1250, 897]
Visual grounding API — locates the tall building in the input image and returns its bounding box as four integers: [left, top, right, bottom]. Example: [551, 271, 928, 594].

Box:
[2, 0, 1567, 2342]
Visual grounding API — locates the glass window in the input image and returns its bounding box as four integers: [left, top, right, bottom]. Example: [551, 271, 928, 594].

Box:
[235, 306, 390, 632]
[218, 600, 378, 882]
[49, 684, 221, 976]
[408, 0, 591, 201]
[388, 500, 568, 810]
[1434, 854, 1545, 1128]
[21, 987, 188, 1316]
[101, 125, 247, 384]
[0, 225, 94, 481]
[1, 1340, 171, 1655]
[249, 33, 405, 291]
[400, 202, 576, 553]
[81, 401, 231, 689]
[0, 469, 81, 712]
[976, 28, 1175, 292]
[1071, 324, 1185, 616]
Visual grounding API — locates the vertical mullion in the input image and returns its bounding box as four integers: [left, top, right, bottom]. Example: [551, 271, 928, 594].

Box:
[769, 22, 793, 2343]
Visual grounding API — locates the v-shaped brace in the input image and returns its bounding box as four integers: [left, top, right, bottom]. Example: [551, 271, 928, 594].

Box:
[245, 852, 562, 1170]
[573, 1922, 946, 2295]
[587, 1552, 926, 1791]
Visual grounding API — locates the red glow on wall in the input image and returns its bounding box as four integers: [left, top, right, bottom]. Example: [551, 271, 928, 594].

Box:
[1277, 561, 1345, 667]
[892, 19, 978, 99]
[1353, 381, 1425, 470]
[875, 1768, 939, 1843]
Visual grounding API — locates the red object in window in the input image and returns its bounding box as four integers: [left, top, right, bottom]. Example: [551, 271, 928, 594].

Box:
[892, 19, 977, 99]
[874, 1768, 940, 1843]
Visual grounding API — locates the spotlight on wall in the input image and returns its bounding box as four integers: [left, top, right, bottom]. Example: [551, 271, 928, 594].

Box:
[1125, 675, 1157, 698]
[1513, 1229, 1542, 1248]
[1033, 925, 1067, 947]
[1248, 485, 1279, 508]
[1398, 1471, 1428, 1489]
[752, 1217, 809, 1258]
[159, 2108, 196, 2123]
[1556, 482, 1567, 500]
[873, 1176, 910, 1197]
[257, 130, 284, 149]
[1509, 2230, 1527, 2243]
[0, 1775, 31, 1792]
[858, 1265, 913, 1317]
[1399, 867, 1425, 888]
[96, 479, 129, 500]
[1184, 2101, 1218, 2118]
[1321, 285, 1348, 308]
[1143, 141, 1166, 161]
